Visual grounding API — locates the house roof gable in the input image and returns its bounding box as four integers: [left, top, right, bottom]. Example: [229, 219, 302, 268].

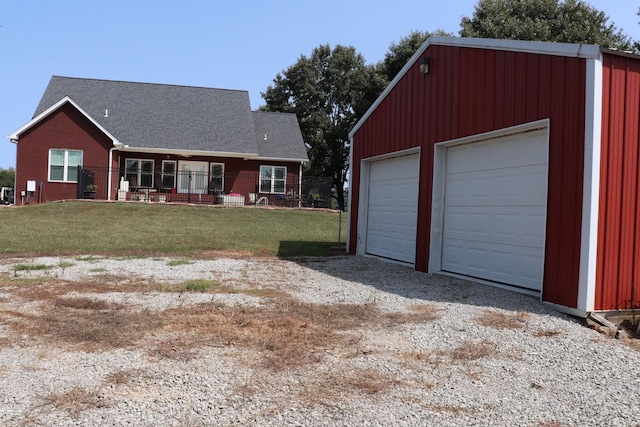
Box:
[8, 96, 120, 143]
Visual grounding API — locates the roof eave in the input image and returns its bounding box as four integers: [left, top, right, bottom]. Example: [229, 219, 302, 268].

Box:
[252, 156, 309, 163]
[7, 96, 120, 145]
[119, 146, 260, 159]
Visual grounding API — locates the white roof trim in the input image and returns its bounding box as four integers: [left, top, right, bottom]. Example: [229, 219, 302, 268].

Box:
[429, 36, 601, 59]
[349, 36, 603, 139]
[8, 96, 121, 145]
[120, 146, 259, 159]
[120, 146, 306, 162]
[252, 156, 309, 163]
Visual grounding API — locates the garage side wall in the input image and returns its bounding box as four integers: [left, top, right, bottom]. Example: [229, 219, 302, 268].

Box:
[350, 45, 587, 308]
[596, 54, 640, 310]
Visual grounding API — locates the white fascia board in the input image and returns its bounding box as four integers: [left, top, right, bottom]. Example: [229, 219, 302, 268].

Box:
[429, 36, 602, 59]
[250, 156, 309, 163]
[120, 146, 259, 159]
[349, 36, 602, 139]
[577, 56, 604, 313]
[110, 146, 306, 162]
[8, 96, 120, 145]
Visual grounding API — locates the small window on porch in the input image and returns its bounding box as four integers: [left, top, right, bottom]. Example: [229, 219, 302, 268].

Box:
[125, 159, 154, 189]
[209, 163, 224, 192]
[162, 160, 176, 189]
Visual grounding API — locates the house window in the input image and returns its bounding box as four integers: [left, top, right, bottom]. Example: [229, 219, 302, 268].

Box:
[125, 159, 154, 188]
[209, 163, 224, 192]
[49, 149, 83, 182]
[259, 166, 286, 194]
[161, 160, 176, 189]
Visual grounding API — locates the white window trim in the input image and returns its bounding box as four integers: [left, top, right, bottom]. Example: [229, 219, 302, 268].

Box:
[126, 158, 155, 188]
[48, 149, 83, 183]
[260, 165, 287, 194]
[161, 160, 177, 189]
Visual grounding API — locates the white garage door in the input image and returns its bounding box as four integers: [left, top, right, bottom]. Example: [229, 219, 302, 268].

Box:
[442, 129, 548, 291]
[365, 154, 420, 264]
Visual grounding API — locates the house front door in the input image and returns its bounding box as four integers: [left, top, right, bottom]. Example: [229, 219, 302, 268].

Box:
[177, 161, 208, 194]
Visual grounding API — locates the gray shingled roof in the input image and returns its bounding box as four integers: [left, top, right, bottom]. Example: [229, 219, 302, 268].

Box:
[253, 111, 308, 161]
[32, 76, 306, 160]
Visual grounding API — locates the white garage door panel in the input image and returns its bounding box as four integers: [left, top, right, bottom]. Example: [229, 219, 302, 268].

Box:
[443, 206, 546, 248]
[365, 154, 419, 264]
[442, 240, 544, 289]
[441, 128, 548, 291]
[445, 165, 547, 207]
[447, 131, 547, 173]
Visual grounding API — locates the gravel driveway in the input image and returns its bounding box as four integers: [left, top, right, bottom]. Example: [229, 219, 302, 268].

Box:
[0, 254, 639, 426]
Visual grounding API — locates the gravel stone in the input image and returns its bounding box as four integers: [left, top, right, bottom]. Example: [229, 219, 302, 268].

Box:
[0, 255, 639, 426]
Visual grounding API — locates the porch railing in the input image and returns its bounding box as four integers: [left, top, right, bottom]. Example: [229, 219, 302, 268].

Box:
[77, 166, 334, 208]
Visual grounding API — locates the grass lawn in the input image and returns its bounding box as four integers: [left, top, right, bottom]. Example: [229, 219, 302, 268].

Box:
[0, 202, 347, 258]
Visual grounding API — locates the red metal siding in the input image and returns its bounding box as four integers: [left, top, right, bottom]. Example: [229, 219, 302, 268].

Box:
[16, 103, 112, 204]
[596, 54, 640, 310]
[350, 45, 586, 308]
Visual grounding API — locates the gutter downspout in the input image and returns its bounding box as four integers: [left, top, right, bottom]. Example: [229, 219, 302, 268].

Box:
[298, 161, 303, 208]
[107, 143, 123, 201]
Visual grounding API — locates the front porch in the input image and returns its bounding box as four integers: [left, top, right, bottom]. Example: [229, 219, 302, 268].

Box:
[77, 166, 333, 208]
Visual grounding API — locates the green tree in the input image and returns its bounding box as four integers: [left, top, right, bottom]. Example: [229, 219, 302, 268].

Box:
[0, 167, 15, 188]
[379, 29, 453, 82]
[261, 44, 378, 208]
[460, 0, 634, 51]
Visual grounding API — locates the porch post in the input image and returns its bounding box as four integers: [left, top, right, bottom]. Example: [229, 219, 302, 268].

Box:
[298, 161, 303, 208]
[107, 143, 122, 201]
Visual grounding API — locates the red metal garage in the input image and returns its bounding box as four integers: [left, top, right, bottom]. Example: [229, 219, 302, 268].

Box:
[348, 37, 640, 316]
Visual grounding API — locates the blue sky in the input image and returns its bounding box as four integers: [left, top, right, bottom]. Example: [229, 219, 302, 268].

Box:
[1, 0, 639, 169]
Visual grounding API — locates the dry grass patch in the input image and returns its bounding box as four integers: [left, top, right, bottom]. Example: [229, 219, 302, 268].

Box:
[294, 368, 400, 405]
[3, 300, 162, 352]
[80, 275, 149, 291]
[533, 329, 563, 338]
[158, 300, 438, 370]
[239, 286, 290, 299]
[147, 336, 201, 362]
[75, 256, 103, 263]
[450, 340, 497, 361]
[104, 369, 146, 386]
[1, 276, 439, 369]
[346, 368, 398, 394]
[53, 297, 125, 311]
[37, 387, 109, 418]
[475, 309, 529, 329]
[2, 277, 149, 305]
[425, 404, 474, 414]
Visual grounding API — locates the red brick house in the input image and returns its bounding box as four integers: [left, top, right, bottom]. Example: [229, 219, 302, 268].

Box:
[348, 37, 640, 316]
[8, 76, 308, 205]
